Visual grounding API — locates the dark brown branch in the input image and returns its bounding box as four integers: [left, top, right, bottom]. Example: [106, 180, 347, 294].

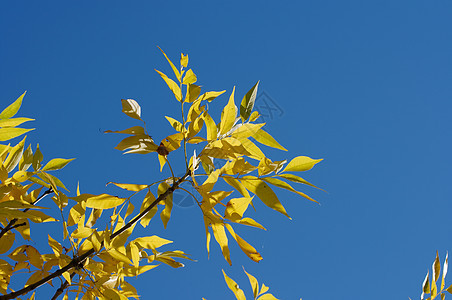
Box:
[0, 170, 191, 300]
[0, 188, 53, 239]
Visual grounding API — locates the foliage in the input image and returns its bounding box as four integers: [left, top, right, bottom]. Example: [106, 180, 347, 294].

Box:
[0, 49, 323, 299]
[412, 252, 452, 300]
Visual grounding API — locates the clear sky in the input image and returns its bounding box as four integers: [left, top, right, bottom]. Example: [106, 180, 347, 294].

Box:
[1, 1, 452, 299]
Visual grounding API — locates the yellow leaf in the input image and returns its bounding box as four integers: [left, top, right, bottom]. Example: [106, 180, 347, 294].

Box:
[249, 111, 260, 122]
[42, 158, 75, 171]
[441, 253, 448, 291]
[241, 177, 291, 218]
[155, 69, 182, 101]
[158, 182, 173, 228]
[48, 234, 62, 257]
[165, 116, 183, 132]
[0, 117, 34, 128]
[238, 217, 266, 230]
[219, 87, 237, 135]
[129, 242, 140, 268]
[115, 134, 158, 154]
[133, 236, 173, 250]
[182, 69, 197, 85]
[104, 126, 145, 135]
[283, 156, 323, 172]
[225, 197, 253, 221]
[276, 173, 324, 191]
[262, 177, 318, 203]
[139, 190, 158, 228]
[0, 233, 15, 254]
[25, 270, 44, 287]
[252, 129, 287, 151]
[222, 270, 246, 300]
[211, 220, 231, 265]
[237, 137, 265, 160]
[197, 90, 226, 102]
[24, 246, 43, 269]
[202, 169, 221, 192]
[71, 194, 127, 209]
[203, 112, 218, 141]
[185, 84, 202, 103]
[258, 294, 279, 300]
[4, 136, 26, 172]
[226, 224, 263, 263]
[434, 251, 441, 282]
[121, 99, 142, 121]
[19, 144, 33, 171]
[223, 176, 251, 198]
[107, 182, 149, 192]
[0, 91, 26, 119]
[108, 248, 132, 265]
[180, 53, 188, 68]
[243, 268, 259, 299]
[158, 46, 181, 82]
[158, 132, 184, 155]
[231, 123, 265, 140]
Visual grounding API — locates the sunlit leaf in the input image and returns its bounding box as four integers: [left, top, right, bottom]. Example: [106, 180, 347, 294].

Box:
[262, 177, 318, 203]
[185, 84, 202, 103]
[42, 158, 75, 171]
[222, 270, 246, 300]
[0, 91, 26, 119]
[219, 87, 237, 135]
[0, 117, 34, 128]
[226, 224, 262, 263]
[197, 90, 226, 102]
[155, 69, 182, 101]
[165, 116, 183, 132]
[243, 267, 259, 299]
[241, 177, 291, 218]
[71, 194, 127, 209]
[158, 46, 181, 82]
[107, 182, 149, 192]
[180, 53, 188, 68]
[182, 69, 197, 85]
[252, 129, 287, 151]
[104, 126, 145, 135]
[284, 156, 323, 172]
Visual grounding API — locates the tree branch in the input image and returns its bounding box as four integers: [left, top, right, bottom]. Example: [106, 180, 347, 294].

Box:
[0, 188, 53, 240]
[0, 170, 191, 300]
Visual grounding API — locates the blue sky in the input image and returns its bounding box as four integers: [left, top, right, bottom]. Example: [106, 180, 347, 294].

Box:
[1, 1, 452, 299]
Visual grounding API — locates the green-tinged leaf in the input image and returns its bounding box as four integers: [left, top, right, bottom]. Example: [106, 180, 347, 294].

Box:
[19, 144, 33, 171]
[121, 99, 142, 121]
[185, 84, 202, 103]
[252, 129, 287, 151]
[262, 177, 318, 203]
[182, 69, 197, 84]
[219, 87, 237, 135]
[155, 69, 182, 101]
[241, 177, 291, 218]
[32, 144, 43, 171]
[0, 117, 34, 128]
[158, 46, 181, 82]
[158, 182, 173, 228]
[104, 126, 145, 135]
[423, 271, 430, 294]
[42, 158, 75, 171]
[284, 156, 323, 172]
[0, 127, 33, 142]
[70, 194, 127, 209]
[38, 172, 69, 191]
[434, 251, 441, 283]
[134, 236, 173, 250]
[276, 173, 324, 191]
[165, 116, 183, 132]
[0, 91, 26, 119]
[0, 233, 15, 254]
[197, 90, 226, 102]
[180, 53, 188, 68]
[240, 81, 259, 122]
[107, 182, 149, 192]
[222, 270, 246, 300]
[4, 136, 26, 172]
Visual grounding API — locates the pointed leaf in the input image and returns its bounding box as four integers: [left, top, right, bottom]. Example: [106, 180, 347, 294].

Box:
[219, 87, 237, 135]
[0, 91, 26, 119]
[155, 69, 182, 101]
[252, 129, 287, 151]
[157, 46, 181, 82]
[262, 177, 318, 203]
[42, 158, 75, 171]
[182, 69, 197, 85]
[222, 270, 246, 300]
[240, 81, 259, 122]
[284, 156, 323, 172]
[0, 127, 33, 142]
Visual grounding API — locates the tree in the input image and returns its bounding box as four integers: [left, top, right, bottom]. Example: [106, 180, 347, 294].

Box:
[0, 49, 323, 300]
